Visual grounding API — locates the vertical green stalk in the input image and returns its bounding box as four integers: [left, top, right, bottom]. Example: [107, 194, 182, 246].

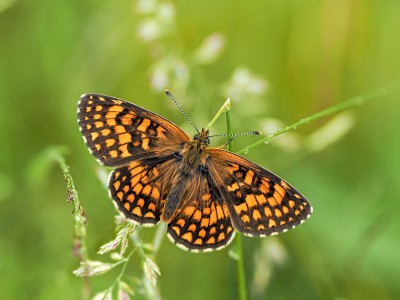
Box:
[225, 107, 248, 300]
[57, 154, 90, 300]
[57, 156, 89, 260]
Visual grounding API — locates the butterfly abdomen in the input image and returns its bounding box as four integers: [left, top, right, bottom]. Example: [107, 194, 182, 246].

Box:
[161, 170, 194, 223]
[161, 145, 211, 223]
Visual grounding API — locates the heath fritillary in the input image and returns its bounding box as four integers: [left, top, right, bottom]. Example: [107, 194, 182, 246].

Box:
[77, 93, 312, 252]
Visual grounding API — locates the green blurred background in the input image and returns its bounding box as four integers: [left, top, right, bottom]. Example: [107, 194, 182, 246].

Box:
[1, 0, 399, 299]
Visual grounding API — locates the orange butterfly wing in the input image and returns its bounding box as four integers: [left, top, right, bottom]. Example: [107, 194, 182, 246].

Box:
[77, 94, 190, 167]
[108, 159, 169, 226]
[208, 149, 313, 237]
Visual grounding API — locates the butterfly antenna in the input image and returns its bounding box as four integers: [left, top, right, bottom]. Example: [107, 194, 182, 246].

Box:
[165, 90, 199, 133]
[208, 131, 262, 138]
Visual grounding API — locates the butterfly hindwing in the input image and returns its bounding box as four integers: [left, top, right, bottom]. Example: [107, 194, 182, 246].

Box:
[109, 161, 164, 226]
[108, 153, 187, 226]
[208, 149, 313, 237]
[77, 94, 190, 167]
[166, 176, 235, 252]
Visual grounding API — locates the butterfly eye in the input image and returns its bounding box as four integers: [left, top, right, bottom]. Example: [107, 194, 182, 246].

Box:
[172, 152, 182, 159]
[194, 134, 199, 140]
[199, 165, 208, 174]
[204, 137, 210, 145]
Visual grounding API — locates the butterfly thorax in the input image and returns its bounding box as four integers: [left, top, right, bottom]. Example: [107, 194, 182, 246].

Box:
[179, 128, 210, 170]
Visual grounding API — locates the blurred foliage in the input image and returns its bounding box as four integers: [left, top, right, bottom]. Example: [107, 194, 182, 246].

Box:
[1, 0, 400, 299]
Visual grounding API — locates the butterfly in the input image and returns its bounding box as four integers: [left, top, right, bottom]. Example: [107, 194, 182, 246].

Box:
[77, 93, 312, 252]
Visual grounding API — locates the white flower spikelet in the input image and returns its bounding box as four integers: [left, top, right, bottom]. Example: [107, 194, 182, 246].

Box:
[194, 33, 226, 64]
[73, 261, 115, 277]
[92, 289, 112, 300]
[137, 19, 160, 42]
[224, 67, 268, 99]
[143, 257, 161, 287]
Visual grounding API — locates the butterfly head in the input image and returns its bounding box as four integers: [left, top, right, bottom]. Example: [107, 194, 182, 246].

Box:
[192, 128, 210, 149]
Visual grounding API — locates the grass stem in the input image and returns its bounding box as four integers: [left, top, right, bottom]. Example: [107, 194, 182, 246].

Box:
[237, 82, 400, 154]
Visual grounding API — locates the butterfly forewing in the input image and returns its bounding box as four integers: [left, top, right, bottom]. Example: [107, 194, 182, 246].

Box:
[77, 94, 189, 167]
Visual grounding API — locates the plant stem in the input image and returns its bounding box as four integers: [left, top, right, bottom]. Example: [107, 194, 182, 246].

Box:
[111, 249, 136, 289]
[226, 106, 248, 300]
[206, 97, 231, 130]
[237, 82, 400, 154]
[57, 153, 90, 300]
[58, 156, 89, 260]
